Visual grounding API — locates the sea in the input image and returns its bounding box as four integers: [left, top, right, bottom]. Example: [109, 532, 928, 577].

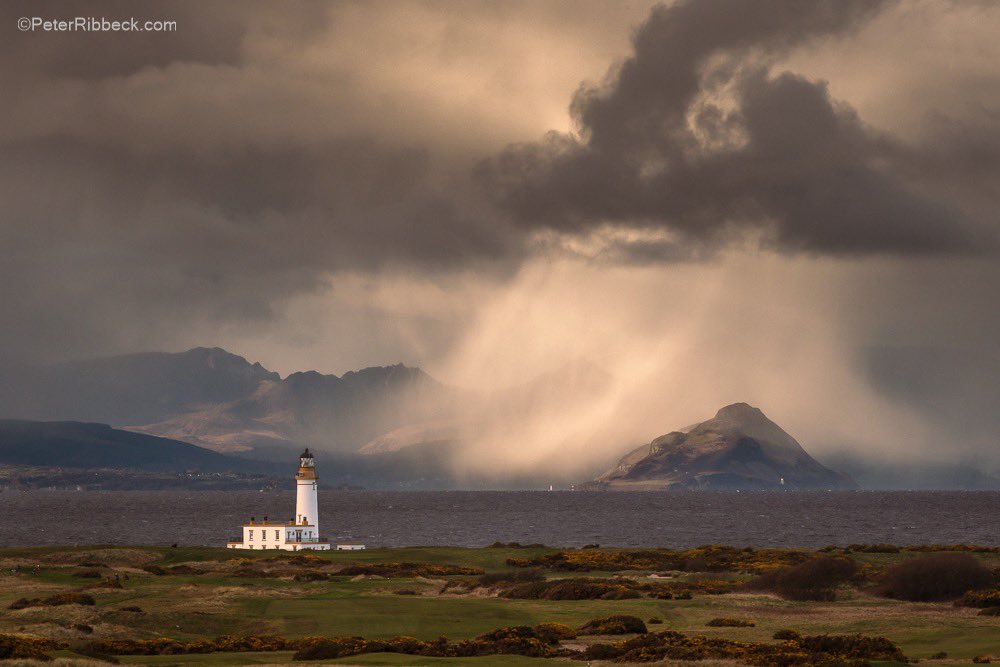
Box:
[0, 490, 997, 549]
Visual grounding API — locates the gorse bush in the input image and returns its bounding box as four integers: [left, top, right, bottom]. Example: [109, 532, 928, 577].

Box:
[879, 554, 993, 601]
[577, 615, 647, 635]
[579, 630, 907, 664]
[960, 589, 1000, 608]
[501, 577, 641, 600]
[706, 617, 755, 627]
[506, 545, 810, 574]
[337, 562, 484, 577]
[748, 557, 859, 601]
[0, 635, 58, 660]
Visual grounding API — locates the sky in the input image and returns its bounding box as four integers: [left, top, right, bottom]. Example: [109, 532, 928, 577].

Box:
[2, 0, 999, 473]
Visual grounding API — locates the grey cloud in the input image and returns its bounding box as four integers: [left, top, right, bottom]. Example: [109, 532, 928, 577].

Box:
[481, 0, 992, 257]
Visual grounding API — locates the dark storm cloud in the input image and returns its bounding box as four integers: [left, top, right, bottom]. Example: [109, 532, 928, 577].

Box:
[481, 0, 993, 257]
[1, 0, 998, 367]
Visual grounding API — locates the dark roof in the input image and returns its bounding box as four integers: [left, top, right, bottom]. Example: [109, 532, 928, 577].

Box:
[300, 448, 312, 458]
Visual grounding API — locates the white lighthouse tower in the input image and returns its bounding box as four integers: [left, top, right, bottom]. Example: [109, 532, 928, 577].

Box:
[226, 449, 346, 551]
[295, 448, 320, 534]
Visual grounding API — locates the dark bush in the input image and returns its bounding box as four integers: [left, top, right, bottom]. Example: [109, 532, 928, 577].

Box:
[393, 589, 418, 595]
[293, 571, 328, 582]
[9, 592, 96, 609]
[799, 634, 907, 661]
[77, 560, 108, 567]
[74, 624, 94, 634]
[880, 554, 993, 601]
[501, 577, 640, 600]
[118, 606, 143, 613]
[578, 615, 647, 635]
[973, 656, 991, 664]
[960, 589, 1000, 608]
[773, 628, 801, 641]
[141, 565, 166, 576]
[930, 651, 948, 658]
[979, 607, 1000, 616]
[337, 562, 484, 577]
[706, 617, 754, 627]
[293, 637, 367, 661]
[0, 634, 57, 660]
[748, 557, 859, 601]
[847, 543, 901, 553]
[647, 617, 663, 625]
[576, 629, 907, 664]
[532, 622, 576, 642]
[581, 643, 621, 660]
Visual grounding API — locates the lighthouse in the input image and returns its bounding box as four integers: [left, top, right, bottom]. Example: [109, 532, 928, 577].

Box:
[295, 448, 320, 534]
[226, 449, 355, 551]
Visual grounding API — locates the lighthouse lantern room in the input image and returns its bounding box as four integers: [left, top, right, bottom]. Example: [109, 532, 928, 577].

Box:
[227, 449, 332, 551]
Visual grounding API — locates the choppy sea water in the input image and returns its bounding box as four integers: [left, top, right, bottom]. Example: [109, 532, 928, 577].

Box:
[0, 490, 997, 548]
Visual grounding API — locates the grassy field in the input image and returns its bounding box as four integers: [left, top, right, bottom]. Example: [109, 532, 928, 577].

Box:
[0, 544, 998, 666]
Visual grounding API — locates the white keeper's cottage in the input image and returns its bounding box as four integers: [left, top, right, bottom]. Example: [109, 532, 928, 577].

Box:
[226, 449, 341, 551]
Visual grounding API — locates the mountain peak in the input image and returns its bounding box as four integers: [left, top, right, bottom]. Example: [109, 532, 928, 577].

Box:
[714, 402, 763, 421]
[583, 403, 855, 491]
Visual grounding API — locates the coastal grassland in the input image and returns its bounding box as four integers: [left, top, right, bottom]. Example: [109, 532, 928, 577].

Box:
[0, 544, 998, 665]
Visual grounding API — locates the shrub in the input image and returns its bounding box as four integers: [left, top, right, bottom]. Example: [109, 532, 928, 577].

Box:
[578, 615, 647, 635]
[960, 589, 1000, 608]
[8, 592, 96, 609]
[973, 656, 991, 664]
[142, 565, 166, 576]
[501, 577, 641, 600]
[647, 617, 663, 625]
[74, 624, 94, 634]
[337, 562, 484, 577]
[576, 629, 907, 663]
[979, 607, 1000, 616]
[880, 554, 993, 601]
[0, 634, 58, 660]
[533, 622, 576, 642]
[293, 571, 328, 582]
[748, 557, 859, 601]
[118, 606, 143, 613]
[930, 651, 948, 658]
[847, 543, 901, 553]
[706, 617, 754, 627]
[393, 589, 418, 595]
[799, 633, 907, 661]
[505, 545, 809, 574]
[773, 628, 801, 641]
[293, 637, 367, 660]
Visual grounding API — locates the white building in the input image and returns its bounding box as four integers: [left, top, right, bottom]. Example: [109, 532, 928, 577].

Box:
[227, 449, 332, 551]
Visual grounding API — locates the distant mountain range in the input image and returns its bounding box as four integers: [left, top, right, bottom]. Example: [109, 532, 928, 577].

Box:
[0, 347, 995, 490]
[0, 347, 450, 458]
[581, 403, 856, 491]
[0, 419, 266, 473]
